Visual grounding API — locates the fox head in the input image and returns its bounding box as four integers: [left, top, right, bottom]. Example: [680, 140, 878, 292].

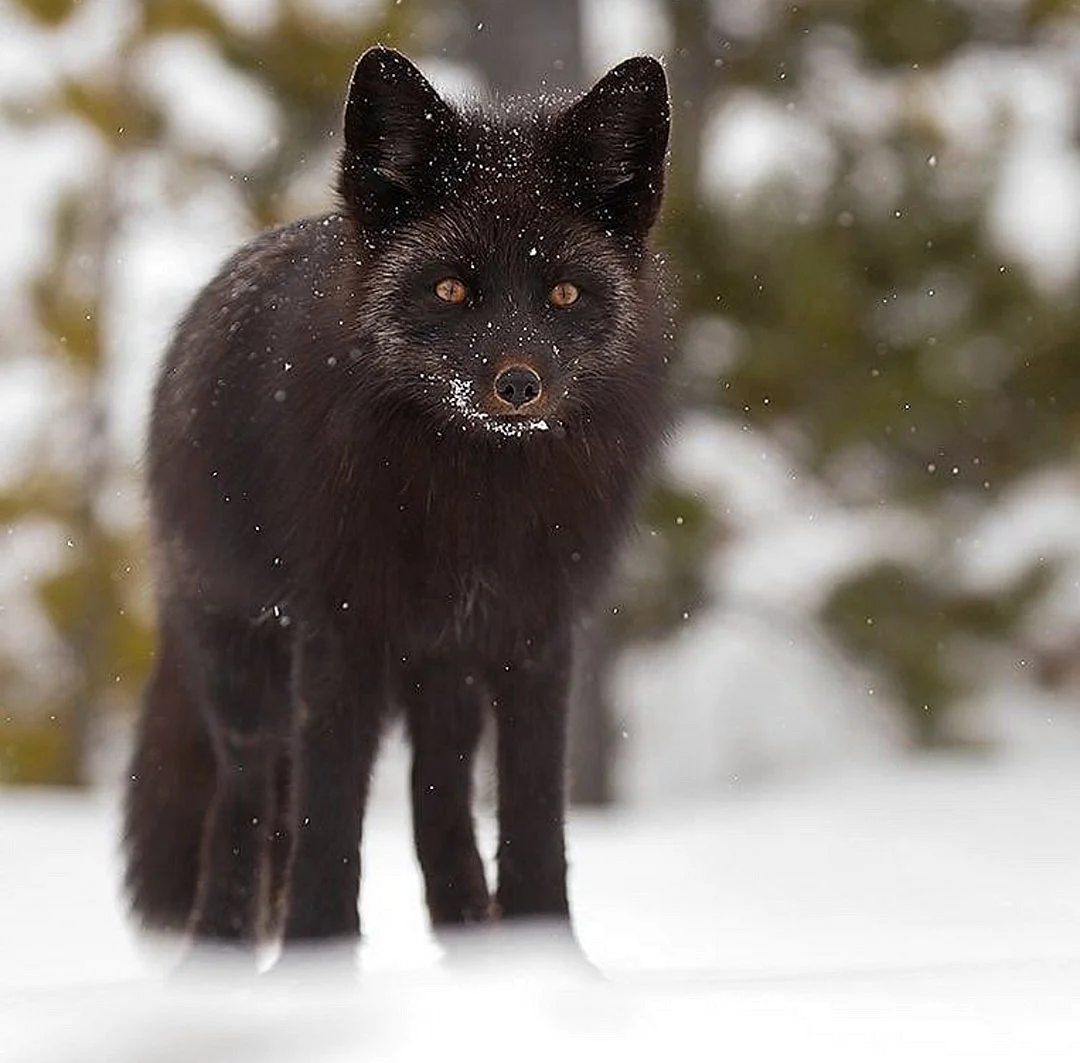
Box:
[335, 47, 670, 441]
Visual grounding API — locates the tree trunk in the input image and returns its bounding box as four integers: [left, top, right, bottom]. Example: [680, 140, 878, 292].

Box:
[458, 0, 583, 95]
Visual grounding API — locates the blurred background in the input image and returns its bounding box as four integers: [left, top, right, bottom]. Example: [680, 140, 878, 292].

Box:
[2, 0, 1080, 803]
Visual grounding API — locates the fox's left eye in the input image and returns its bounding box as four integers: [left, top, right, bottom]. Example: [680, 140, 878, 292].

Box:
[434, 278, 468, 304]
[549, 281, 580, 308]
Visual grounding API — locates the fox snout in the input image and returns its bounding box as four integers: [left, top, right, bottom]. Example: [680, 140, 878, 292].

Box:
[493, 364, 543, 411]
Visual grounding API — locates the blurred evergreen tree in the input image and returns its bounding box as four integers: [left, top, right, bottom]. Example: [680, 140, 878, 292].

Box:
[652, 0, 1080, 746]
[0, 0, 410, 784]
[4, 0, 1079, 787]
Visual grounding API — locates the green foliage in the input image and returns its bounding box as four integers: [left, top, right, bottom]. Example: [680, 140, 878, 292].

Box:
[12, 0, 78, 25]
[0, 0, 409, 785]
[654, 0, 1080, 745]
[29, 190, 103, 372]
[142, 0, 414, 226]
[1027, 0, 1080, 27]
[0, 715, 76, 786]
[618, 485, 719, 640]
[5, 0, 1079, 788]
[856, 0, 971, 67]
[823, 560, 1055, 746]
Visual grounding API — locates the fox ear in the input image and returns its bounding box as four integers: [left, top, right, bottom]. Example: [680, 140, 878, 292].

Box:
[553, 57, 670, 243]
[339, 47, 457, 228]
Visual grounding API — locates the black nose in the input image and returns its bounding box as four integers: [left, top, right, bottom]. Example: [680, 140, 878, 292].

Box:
[494, 366, 543, 409]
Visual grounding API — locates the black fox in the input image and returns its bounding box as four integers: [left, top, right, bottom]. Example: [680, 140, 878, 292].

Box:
[123, 47, 671, 954]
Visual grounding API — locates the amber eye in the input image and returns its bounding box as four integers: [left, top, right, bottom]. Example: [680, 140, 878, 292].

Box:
[549, 281, 580, 308]
[435, 278, 468, 304]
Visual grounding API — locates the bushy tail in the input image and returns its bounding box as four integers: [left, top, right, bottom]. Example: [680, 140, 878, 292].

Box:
[122, 633, 216, 932]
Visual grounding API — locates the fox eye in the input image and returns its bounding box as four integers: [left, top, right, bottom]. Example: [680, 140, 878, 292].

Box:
[549, 281, 580, 308]
[434, 278, 468, 304]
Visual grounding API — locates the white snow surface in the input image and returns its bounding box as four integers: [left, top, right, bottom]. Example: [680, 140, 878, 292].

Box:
[4, 751, 1080, 1061]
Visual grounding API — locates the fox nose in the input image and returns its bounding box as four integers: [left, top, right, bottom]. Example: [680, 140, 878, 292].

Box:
[494, 365, 543, 410]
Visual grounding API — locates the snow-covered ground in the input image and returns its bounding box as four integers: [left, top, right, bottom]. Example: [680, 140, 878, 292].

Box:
[3, 749, 1080, 1061]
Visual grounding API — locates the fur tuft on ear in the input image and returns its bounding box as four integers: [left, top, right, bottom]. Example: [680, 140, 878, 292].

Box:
[552, 56, 670, 244]
[338, 47, 458, 229]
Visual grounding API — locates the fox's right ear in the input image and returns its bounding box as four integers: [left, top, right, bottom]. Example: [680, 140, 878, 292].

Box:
[338, 48, 457, 228]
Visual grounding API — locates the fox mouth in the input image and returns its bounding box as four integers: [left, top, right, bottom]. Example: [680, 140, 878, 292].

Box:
[445, 376, 563, 438]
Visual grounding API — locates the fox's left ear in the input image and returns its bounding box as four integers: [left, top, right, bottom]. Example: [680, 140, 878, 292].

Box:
[553, 57, 670, 243]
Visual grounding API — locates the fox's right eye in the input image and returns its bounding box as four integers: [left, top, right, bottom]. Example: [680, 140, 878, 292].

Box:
[434, 278, 468, 304]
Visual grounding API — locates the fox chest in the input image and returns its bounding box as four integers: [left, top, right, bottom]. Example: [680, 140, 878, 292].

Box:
[371, 505, 582, 652]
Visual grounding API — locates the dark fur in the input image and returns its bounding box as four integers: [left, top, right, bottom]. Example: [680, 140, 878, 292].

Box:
[123, 48, 671, 951]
